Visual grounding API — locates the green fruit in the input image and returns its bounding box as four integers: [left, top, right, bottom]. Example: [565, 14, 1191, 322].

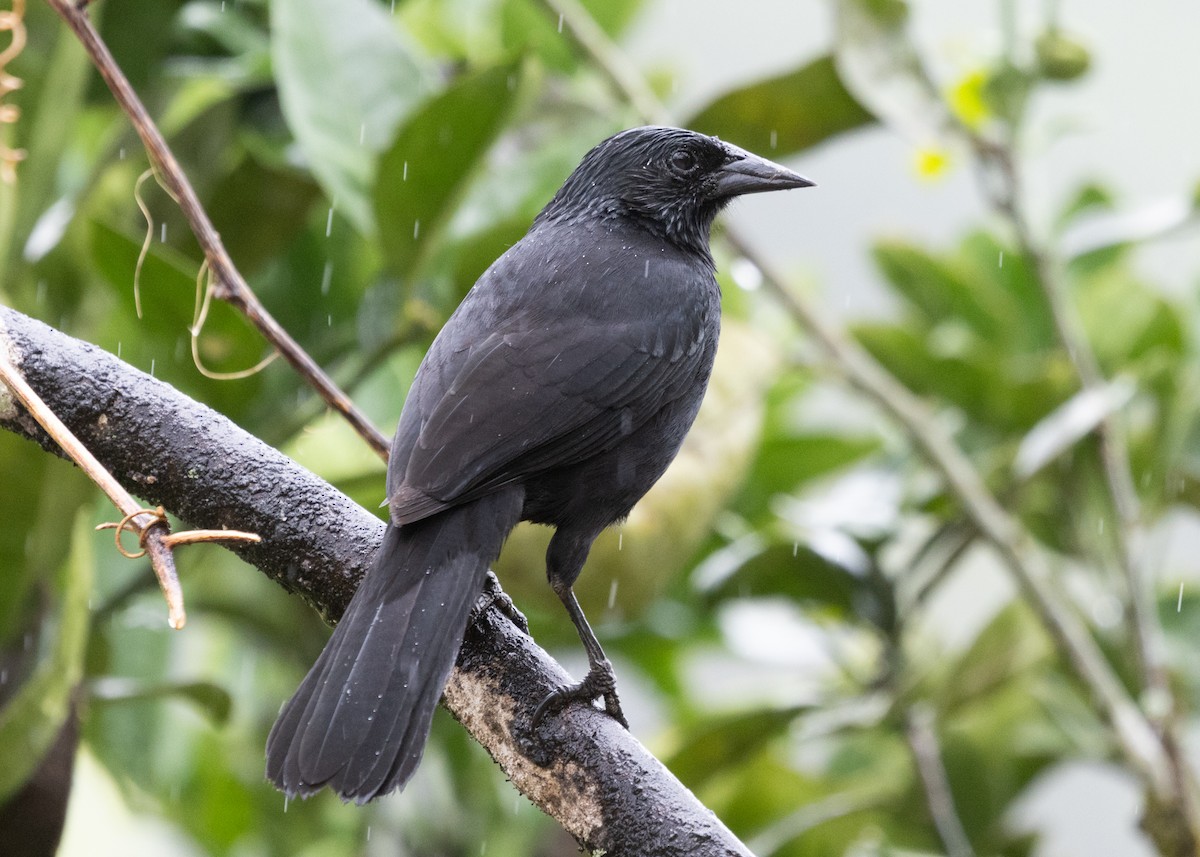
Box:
[1036, 31, 1092, 81]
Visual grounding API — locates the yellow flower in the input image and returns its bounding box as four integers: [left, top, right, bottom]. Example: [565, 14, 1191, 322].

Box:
[913, 146, 951, 181]
[949, 69, 990, 130]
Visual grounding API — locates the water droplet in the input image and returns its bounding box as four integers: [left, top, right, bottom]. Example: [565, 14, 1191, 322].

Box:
[160, 223, 167, 243]
[998, 250, 1004, 268]
[769, 129, 777, 149]
[402, 161, 408, 181]
[413, 219, 421, 240]
[326, 207, 334, 237]
[321, 260, 333, 295]
[607, 579, 618, 609]
[557, 13, 564, 32]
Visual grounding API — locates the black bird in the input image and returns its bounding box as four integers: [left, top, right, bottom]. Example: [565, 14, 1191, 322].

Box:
[266, 126, 813, 802]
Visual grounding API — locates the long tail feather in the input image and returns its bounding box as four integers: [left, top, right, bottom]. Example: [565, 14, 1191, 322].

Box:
[266, 489, 522, 803]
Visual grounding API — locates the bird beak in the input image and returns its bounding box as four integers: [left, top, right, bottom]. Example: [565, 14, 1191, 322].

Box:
[713, 146, 815, 197]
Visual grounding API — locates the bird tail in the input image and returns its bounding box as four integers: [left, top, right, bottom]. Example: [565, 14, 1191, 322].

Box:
[265, 489, 522, 803]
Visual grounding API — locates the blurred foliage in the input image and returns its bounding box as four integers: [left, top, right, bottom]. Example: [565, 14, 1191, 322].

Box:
[1, 0, 1198, 855]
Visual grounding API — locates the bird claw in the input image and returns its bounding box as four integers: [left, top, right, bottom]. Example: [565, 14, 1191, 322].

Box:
[531, 659, 628, 730]
[473, 571, 529, 634]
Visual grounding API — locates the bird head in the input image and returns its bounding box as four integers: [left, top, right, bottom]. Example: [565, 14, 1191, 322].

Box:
[536, 126, 814, 259]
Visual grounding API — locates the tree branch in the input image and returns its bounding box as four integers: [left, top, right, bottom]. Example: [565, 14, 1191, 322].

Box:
[42, 0, 390, 459]
[904, 704, 976, 857]
[0, 305, 754, 857]
[538, 0, 1171, 802]
[971, 138, 1200, 842]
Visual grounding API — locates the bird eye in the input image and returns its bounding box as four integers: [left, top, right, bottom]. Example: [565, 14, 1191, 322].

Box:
[669, 149, 698, 174]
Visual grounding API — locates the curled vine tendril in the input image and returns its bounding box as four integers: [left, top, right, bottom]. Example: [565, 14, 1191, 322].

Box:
[0, 0, 26, 183]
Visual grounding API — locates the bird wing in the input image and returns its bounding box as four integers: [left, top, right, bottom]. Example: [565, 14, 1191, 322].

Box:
[385, 310, 710, 525]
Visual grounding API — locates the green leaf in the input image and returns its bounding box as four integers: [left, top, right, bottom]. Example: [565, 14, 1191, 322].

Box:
[833, 0, 948, 141]
[579, 0, 644, 37]
[1055, 182, 1116, 232]
[872, 239, 1006, 339]
[982, 63, 1034, 128]
[89, 221, 268, 375]
[6, 25, 91, 274]
[0, 436, 89, 639]
[1013, 379, 1136, 479]
[205, 153, 322, 277]
[375, 63, 524, 282]
[89, 678, 233, 725]
[1076, 268, 1187, 370]
[737, 433, 879, 522]
[1161, 591, 1200, 708]
[271, 0, 433, 234]
[687, 55, 875, 157]
[499, 0, 577, 71]
[956, 232, 1057, 351]
[667, 706, 808, 789]
[852, 322, 1069, 432]
[702, 540, 885, 626]
[0, 513, 93, 803]
[936, 603, 1051, 714]
[95, 0, 186, 93]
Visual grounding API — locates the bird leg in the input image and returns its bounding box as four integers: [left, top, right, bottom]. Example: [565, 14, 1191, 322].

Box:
[472, 570, 529, 634]
[532, 585, 628, 729]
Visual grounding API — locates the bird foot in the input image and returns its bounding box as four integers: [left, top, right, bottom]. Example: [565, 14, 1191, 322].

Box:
[473, 571, 529, 634]
[531, 659, 628, 729]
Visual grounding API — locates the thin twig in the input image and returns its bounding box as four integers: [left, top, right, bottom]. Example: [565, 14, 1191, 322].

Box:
[538, 0, 1171, 796]
[978, 143, 1163, 690]
[0, 342, 186, 624]
[2, 349, 157, 624]
[1, 330, 261, 630]
[538, 0, 664, 123]
[971, 138, 1200, 839]
[42, 0, 389, 460]
[904, 704, 976, 857]
[0, 0, 27, 183]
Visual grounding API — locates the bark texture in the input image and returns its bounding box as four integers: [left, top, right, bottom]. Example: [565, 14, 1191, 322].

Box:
[0, 306, 753, 857]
